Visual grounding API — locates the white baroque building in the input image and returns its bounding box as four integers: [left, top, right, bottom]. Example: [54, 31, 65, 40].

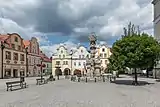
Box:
[72, 45, 90, 75]
[52, 43, 111, 76]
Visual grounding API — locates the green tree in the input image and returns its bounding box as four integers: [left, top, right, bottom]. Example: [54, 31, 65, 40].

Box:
[107, 53, 126, 77]
[109, 22, 160, 85]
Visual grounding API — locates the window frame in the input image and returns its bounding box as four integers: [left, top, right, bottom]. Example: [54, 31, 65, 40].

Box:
[13, 52, 18, 60]
[20, 54, 25, 61]
[5, 51, 11, 60]
[15, 37, 18, 42]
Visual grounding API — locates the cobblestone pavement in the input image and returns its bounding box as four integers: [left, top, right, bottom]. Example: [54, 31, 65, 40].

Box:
[0, 75, 160, 107]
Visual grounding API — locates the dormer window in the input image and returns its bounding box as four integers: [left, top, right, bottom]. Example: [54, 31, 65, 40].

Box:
[15, 37, 18, 42]
[12, 44, 15, 49]
[81, 50, 83, 53]
[102, 48, 105, 52]
[61, 50, 63, 53]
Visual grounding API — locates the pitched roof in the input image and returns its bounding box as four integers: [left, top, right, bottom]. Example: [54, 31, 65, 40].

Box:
[40, 53, 52, 62]
[0, 34, 9, 41]
[23, 40, 30, 47]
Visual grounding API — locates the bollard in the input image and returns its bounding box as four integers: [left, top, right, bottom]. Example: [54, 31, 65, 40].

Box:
[86, 77, 87, 83]
[95, 78, 96, 82]
[103, 76, 105, 82]
[78, 77, 80, 82]
[71, 75, 73, 81]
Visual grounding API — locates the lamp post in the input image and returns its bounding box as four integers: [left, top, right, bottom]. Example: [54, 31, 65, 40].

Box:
[25, 47, 28, 77]
[37, 57, 45, 83]
[40, 57, 43, 81]
[1, 41, 5, 79]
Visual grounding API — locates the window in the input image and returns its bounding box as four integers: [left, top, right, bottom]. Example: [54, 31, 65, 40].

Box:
[56, 61, 60, 65]
[81, 50, 83, 53]
[47, 64, 49, 68]
[5, 51, 11, 60]
[63, 55, 65, 58]
[15, 37, 18, 42]
[79, 55, 81, 59]
[34, 58, 36, 63]
[82, 55, 85, 58]
[59, 55, 61, 58]
[83, 62, 85, 65]
[61, 50, 63, 53]
[66, 61, 68, 65]
[74, 62, 76, 66]
[87, 54, 89, 58]
[105, 60, 108, 64]
[102, 48, 105, 52]
[12, 44, 15, 49]
[104, 53, 107, 58]
[18, 46, 21, 50]
[29, 57, 31, 64]
[20, 54, 24, 61]
[13, 53, 18, 60]
[100, 53, 103, 57]
[79, 62, 81, 66]
[63, 61, 65, 65]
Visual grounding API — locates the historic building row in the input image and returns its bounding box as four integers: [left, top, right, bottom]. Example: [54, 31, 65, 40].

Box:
[52, 43, 112, 76]
[0, 33, 51, 78]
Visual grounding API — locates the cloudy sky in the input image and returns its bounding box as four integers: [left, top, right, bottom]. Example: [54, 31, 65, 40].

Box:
[0, 0, 154, 57]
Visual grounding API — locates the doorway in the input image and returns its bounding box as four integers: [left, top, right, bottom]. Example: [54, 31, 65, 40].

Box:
[13, 69, 18, 78]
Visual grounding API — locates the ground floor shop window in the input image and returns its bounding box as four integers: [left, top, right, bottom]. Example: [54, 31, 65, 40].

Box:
[5, 69, 11, 78]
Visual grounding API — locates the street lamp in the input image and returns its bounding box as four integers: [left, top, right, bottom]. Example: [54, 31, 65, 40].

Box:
[37, 57, 46, 82]
[25, 47, 28, 77]
[1, 41, 5, 79]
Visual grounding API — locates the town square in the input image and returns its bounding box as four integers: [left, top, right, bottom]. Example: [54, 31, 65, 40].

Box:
[0, 0, 160, 107]
[0, 76, 160, 107]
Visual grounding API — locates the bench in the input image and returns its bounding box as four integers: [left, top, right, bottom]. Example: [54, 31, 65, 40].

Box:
[47, 77, 55, 82]
[6, 81, 27, 91]
[36, 78, 48, 85]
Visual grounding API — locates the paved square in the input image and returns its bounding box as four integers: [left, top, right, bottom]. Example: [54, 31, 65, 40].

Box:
[0, 76, 160, 107]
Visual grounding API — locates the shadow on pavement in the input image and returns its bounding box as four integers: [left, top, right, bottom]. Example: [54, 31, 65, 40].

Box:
[155, 79, 160, 82]
[113, 80, 154, 86]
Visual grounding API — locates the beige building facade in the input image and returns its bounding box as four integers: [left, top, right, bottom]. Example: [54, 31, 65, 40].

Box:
[0, 33, 51, 78]
[96, 44, 112, 72]
[52, 45, 72, 76]
[152, 0, 160, 78]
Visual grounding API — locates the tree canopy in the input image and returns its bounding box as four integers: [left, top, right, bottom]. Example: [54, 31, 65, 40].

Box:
[112, 32, 160, 69]
[107, 22, 160, 84]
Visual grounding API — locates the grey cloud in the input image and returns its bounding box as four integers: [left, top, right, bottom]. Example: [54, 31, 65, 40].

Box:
[1, 0, 153, 44]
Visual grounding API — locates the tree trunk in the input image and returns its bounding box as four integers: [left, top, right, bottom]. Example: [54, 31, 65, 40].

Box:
[133, 68, 138, 85]
[146, 68, 149, 78]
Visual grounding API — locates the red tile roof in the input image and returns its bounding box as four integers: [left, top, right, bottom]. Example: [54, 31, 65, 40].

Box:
[0, 34, 9, 41]
[23, 40, 30, 47]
